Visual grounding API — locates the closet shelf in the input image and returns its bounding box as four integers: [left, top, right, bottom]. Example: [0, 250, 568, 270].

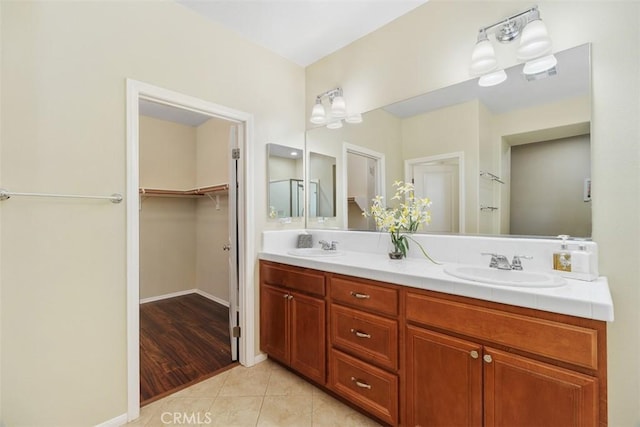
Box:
[139, 184, 229, 198]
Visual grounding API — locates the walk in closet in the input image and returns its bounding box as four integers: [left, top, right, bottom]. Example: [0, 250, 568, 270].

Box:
[137, 103, 236, 404]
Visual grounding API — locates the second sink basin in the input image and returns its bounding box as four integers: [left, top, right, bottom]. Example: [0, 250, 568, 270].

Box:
[444, 265, 566, 288]
[287, 248, 345, 257]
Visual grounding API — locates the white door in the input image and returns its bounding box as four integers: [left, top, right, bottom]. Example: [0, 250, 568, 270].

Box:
[227, 124, 240, 361]
[413, 163, 459, 233]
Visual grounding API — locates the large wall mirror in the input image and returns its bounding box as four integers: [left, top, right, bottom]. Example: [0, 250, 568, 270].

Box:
[267, 143, 304, 219]
[308, 151, 337, 219]
[305, 43, 592, 238]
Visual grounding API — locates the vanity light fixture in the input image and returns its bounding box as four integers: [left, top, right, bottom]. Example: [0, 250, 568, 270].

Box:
[470, 5, 556, 86]
[309, 87, 363, 129]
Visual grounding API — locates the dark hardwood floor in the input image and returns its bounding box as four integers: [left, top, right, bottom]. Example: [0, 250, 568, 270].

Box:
[140, 293, 235, 404]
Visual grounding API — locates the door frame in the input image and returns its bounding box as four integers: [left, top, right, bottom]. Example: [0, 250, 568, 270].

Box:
[405, 152, 465, 233]
[342, 143, 386, 226]
[125, 79, 255, 421]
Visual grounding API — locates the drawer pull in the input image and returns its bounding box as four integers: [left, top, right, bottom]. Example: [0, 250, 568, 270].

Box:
[350, 376, 372, 389]
[350, 291, 371, 299]
[350, 328, 371, 339]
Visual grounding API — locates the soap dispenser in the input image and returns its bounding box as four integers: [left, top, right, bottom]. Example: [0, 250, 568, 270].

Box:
[553, 235, 572, 272]
[571, 242, 598, 281]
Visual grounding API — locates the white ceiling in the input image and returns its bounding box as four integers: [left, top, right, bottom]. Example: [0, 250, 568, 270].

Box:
[177, 0, 428, 67]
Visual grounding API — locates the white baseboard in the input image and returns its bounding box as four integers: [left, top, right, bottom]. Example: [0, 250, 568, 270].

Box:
[94, 413, 127, 427]
[140, 289, 229, 307]
[140, 289, 196, 304]
[195, 289, 230, 307]
[253, 353, 268, 366]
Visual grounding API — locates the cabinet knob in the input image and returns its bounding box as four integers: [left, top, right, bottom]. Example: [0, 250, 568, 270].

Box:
[483, 354, 493, 363]
[350, 376, 372, 390]
[350, 329, 371, 339]
[287, 294, 293, 300]
[283, 293, 289, 299]
[350, 291, 371, 299]
[470, 350, 479, 359]
[222, 244, 231, 251]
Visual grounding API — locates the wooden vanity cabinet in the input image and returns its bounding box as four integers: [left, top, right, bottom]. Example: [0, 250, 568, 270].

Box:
[259, 261, 326, 384]
[328, 274, 400, 425]
[259, 261, 607, 427]
[405, 288, 606, 427]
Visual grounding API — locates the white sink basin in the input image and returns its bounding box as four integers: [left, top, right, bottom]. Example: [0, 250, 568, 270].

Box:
[287, 248, 345, 257]
[444, 265, 566, 288]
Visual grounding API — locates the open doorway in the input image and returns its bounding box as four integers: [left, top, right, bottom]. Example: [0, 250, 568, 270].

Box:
[343, 143, 385, 230]
[406, 152, 465, 233]
[126, 80, 254, 421]
[137, 100, 238, 404]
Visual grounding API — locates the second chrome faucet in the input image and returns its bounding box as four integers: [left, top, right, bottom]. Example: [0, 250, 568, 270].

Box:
[482, 253, 532, 270]
[319, 240, 339, 251]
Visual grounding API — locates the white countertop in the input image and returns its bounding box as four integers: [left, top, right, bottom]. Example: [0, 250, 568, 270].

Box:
[258, 249, 614, 322]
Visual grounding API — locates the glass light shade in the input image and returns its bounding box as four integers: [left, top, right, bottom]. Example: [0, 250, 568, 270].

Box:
[517, 19, 552, 60]
[345, 113, 363, 124]
[326, 119, 343, 129]
[330, 96, 347, 118]
[470, 39, 498, 75]
[478, 69, 507, 87]
[523, 54, 557, 75]
[309, 102, 326, 124]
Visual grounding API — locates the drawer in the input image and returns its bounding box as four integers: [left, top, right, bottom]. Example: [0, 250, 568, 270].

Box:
[260, 261, 325, 296]
[331, 304, 398, 371]
[330, 275, 398, 316]
[406, 292, 599, 370]
[329, 349, 398, 425]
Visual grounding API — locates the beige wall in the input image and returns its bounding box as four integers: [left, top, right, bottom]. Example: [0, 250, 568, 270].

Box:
[0, 1, 304, 425]
[195, 196, 229, 301]
[306, 2, 640, 425]
[139, 115, 230, 302]
[511, 135, 591, 236]
[401, 100, 481, 233]
[196, 118, 230, 187]
[140, 198, 197, 299]
[269, 156, 300, 181]
[139, 116, 196, 299]
[140, 116, 196, 189]
[493, 95, 591, 234]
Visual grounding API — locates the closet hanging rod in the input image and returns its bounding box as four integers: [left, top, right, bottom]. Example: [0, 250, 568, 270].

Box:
[0, 188, 123, 204]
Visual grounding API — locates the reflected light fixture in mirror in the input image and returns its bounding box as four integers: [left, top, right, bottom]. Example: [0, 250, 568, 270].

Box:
[470, 5, 555, 86]
[309, 87, 363, 129]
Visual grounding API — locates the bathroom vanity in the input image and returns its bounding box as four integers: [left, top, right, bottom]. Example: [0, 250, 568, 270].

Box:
[259, 231, 613, 426]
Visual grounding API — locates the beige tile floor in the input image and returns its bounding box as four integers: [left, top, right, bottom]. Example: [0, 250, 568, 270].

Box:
[127, 358, 382, 426]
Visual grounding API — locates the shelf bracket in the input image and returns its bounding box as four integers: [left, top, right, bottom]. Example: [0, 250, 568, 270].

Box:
[206, 193, 220, 210]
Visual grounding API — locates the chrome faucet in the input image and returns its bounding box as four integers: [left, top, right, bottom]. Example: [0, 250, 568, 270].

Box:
[511, 255, 533, 270]
[482, 253, 532, 270]
[319, 240, 339, 251]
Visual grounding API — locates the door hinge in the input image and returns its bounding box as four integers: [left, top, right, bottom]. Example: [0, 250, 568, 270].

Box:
[232, 326, 241, 338]
[232, 148, 240, 160]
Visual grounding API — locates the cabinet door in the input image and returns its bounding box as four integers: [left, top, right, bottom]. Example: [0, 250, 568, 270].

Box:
[484, 347, 598, 427]
[260, 284, 289, 364]
[290, 291, 326, 384]
[405, 325, 482, 427]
